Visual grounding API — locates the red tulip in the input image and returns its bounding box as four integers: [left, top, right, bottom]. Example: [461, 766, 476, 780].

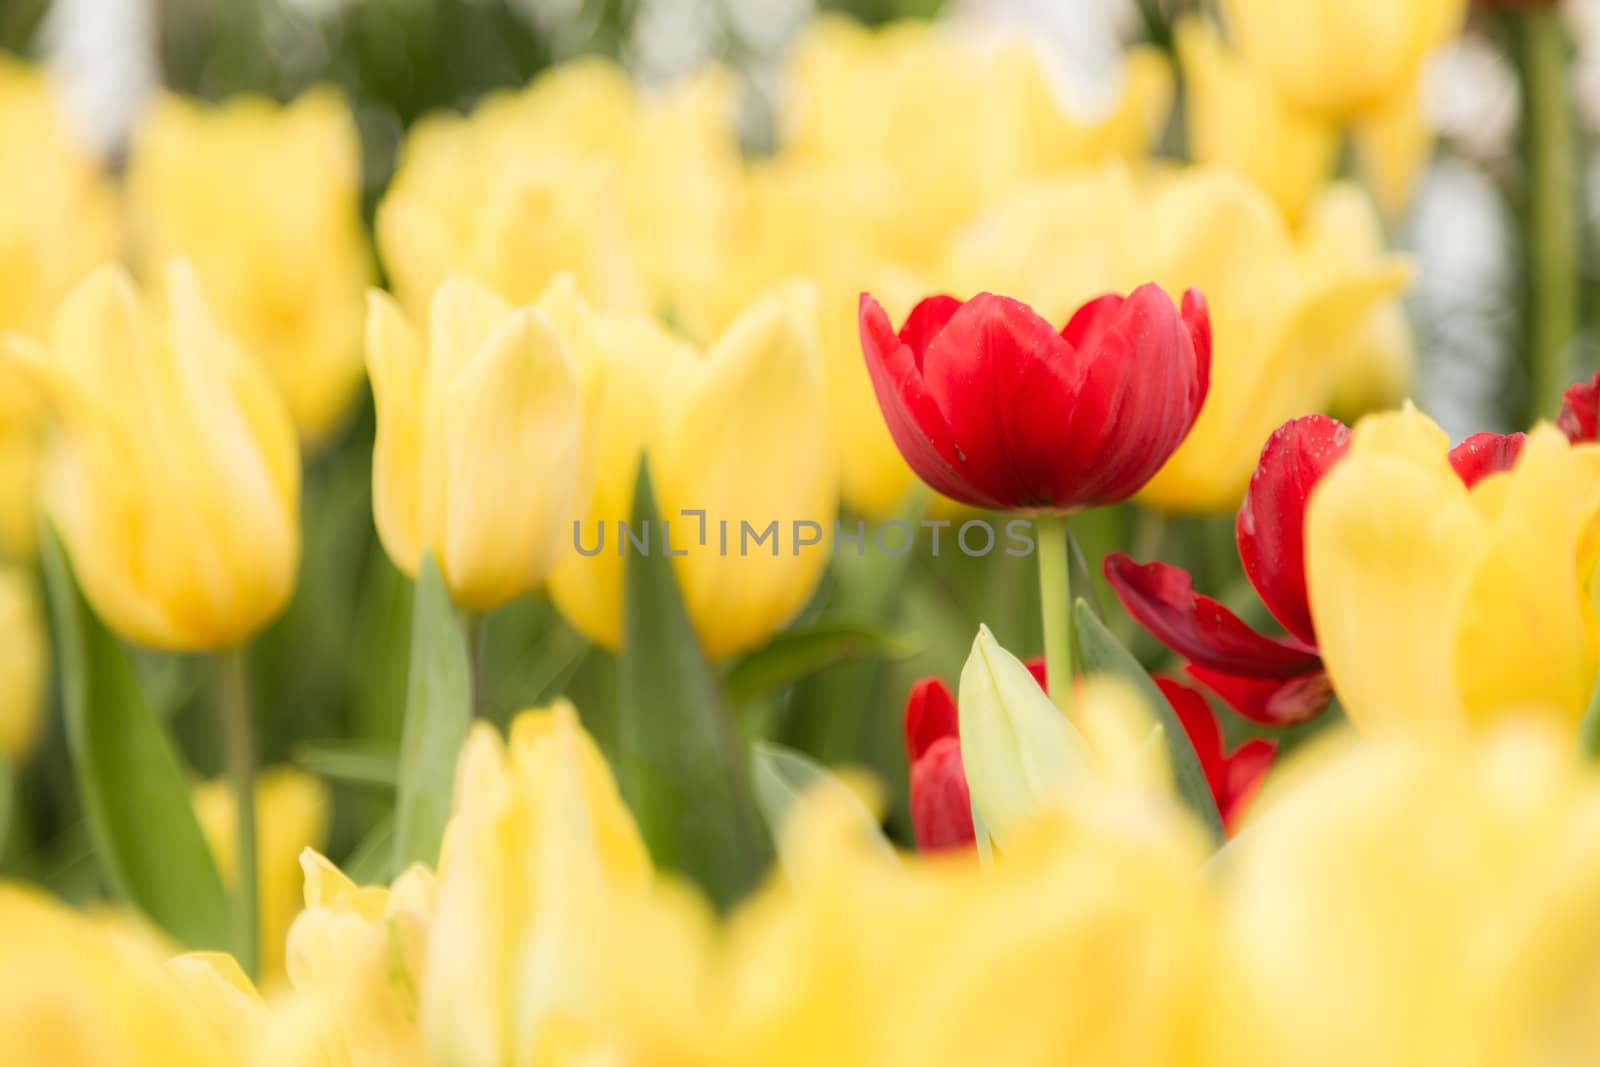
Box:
[1105, 415, 1525, 726]
[1558, 372, 1600, 443]
[860, 285, 1211, 512]
[1156, 677, 1276, 831]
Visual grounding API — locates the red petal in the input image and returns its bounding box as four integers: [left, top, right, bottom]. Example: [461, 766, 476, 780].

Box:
[1235, 414, 1351, 647]
[919, 292, 1083, 509]
[909, 736, 975, 851]
[860, 293, 998, 506]
[1447, 432, 1526, 487]
[1104, 554, 1323, 679]
[1558, 372, 1600, 442]
[1180, 288, 1212, 406]
[1219, 738, 1277, 831]
[1047, 284, 1209, 508]
[1185, 663, 1332, 727]
[897, 294, 963, 368]
[1024, 657, 1047, 691]
[1157, 676, 1278, 834]
[904, 676, 959, 762]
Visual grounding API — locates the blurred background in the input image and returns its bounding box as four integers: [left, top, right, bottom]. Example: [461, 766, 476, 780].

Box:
[3, 0, 1599, 957]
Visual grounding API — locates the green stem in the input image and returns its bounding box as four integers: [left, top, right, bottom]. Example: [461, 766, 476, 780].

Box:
[1035, 514, 1075, 720]
[1521, 7, 1578, 422]
[219, 648, 259, 979]
[466, 611, 487, 717]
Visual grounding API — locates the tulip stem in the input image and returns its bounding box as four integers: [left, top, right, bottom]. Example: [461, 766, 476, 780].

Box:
[219, 647, 259, 979]
[1520, 6, 1578, 421]
[1036, 514, 1076, 720]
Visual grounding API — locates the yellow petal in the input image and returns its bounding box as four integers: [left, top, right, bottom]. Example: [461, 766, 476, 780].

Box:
[365, 289, 427, 579]
[658, 282, 837, 660]
[440, 308, 583, 610]
[1305, 408, 1486, 734]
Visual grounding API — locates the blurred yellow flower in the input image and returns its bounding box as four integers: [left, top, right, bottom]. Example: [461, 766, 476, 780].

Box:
[0, 366, 45, 561]
[0, 58, 120, 341]
[1175, 16, 1339, 224]
[0, 885, 231, 1065]
[1222, 0, 1465, 120]
[3, 263, 300, 651]
[194, 766, 330, 982]
[126, 89, 370, 445]
[545, 282, 836, 659]
[1307, 410, 1600, 735]
[1297, 183, 1417, 418]
[947, 165, 1409, 512]
[283, 850, 435, 1066]
[378, 58, 742, 325]
[1207, 724, 1600, 1066]
[423, 700, 652, 1066]
[365, 275, 590, 612]
[0, 566, 45, 765]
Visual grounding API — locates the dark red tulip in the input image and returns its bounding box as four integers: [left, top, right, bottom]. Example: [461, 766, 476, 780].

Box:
[1156, 677, 1276, 832]
[860, 284, 1211, 512]
[1558, 372, 1600, 443]
[1106, 414, 1526, 727]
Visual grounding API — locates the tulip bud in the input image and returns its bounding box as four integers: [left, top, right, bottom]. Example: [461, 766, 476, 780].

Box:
[3, 263, 300, 651]
[958, 626, 1089, 849]
[0, 567, 44, 766]
[365, 276, 587, 612]
[126, 89, 370, 445]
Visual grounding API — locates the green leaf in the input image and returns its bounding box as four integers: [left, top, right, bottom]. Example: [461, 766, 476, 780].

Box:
[726, 623, 916, 707]
[1579, 675, 1600, 762]
[344, 812, 398, 887]
[1073, 598, 1225, 845]
[1067, 532, 1102, 622]
[618, 461, 771, 909]
[392, 553, 473, 870]
[38, 527, 230, 949]
[751, 741, 894, 865]
[294, 740, 399, 792]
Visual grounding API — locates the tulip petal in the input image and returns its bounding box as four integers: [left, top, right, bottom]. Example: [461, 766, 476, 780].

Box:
[1447, 432, 1527, 488]
[1157, 676, 1277, 831]
[1558, 371, 1600, 443]
[1236, 414, 1351, 646]
[859, 293, 993, 506]
[1051, 284, 1208, 507]
[1104, 553, 1323, 679]
[897, 294, 963, 365]
[1184, 663, 1332, 727]
[365, 290, 427, 579]
[908, 736, 975, 852]
[1304, 410, 1487, 734]
[919, 292, 1083, 508]
[441, 309, 583, 611]
[904, 676, 959, 762]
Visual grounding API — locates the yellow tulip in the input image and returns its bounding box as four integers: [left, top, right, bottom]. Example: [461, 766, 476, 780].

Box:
[126, 90, 370, 445]
[1297, 183, 1417, 418]
[1222, 0, 1465, 120]
[283, 850, 435, 1066]
[781, 16, 1172, 270]
[1205, 724, 1600, 1066]
[1306, 409, 1600, 735]
[0, 885, 231, 1065]
[1175, 17, 1339, 224]
[946, 165, 1409, 512]
[0, 366, 45, 561]
[423, 701, 652, 1066]
[0, 566, 45, 765]
[1353, 78, 1434, 219]
[3, 263, 300, 651]
[379, 58, 744, 323]
[545, 282, 836, 659]
[0, 58, 120, 341]
[365, 276, 589, 612]
[194, 766, 330, 982]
